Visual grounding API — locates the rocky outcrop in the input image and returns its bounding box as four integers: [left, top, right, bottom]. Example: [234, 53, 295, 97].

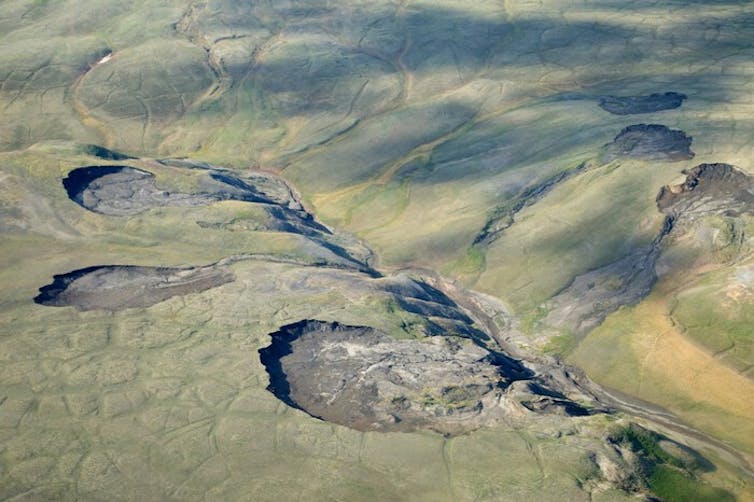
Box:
[604, 124, 694, 161]
[259, 320, 592, 434]
[34, 263, 234, 311]
[599, 92, 686, 115]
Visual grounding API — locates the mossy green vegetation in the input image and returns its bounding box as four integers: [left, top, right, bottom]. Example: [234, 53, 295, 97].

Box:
[611, 425, 681, 467]
[649, 466, 735, 502]
[672, 267, 754, 373]
[610, 425, 735, 502]
[543, 331, 580, 358]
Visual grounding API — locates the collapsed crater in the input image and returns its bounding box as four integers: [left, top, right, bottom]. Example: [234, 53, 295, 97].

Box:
[64, 165, 307, 217]
[604, 124, 694, 161]
[34, 264, 234, 311]
[62, 165, 375, 271]
[63, 166, 217, 216]
[599, 92, 686, 115]
[259, 320, 590, 434]
[657, 163, 754, 217]
[63, 165, 312, 217]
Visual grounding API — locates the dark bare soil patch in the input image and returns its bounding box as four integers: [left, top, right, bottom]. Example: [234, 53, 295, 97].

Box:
[599, 92, 686, 115]
[657, 163, 754, 217]
[63, 166, 216, 216]
[604, 124, 694, 161]
[259, 320, 591, 434]
[35, 264, 233, 311]
[62, 165, 376, 271]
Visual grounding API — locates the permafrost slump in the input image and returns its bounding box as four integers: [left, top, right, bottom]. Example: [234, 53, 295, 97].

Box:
[259, 320, 592, 434]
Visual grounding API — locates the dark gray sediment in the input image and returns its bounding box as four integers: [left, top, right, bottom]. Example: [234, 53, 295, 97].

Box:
[259, 319, 591, 434]
[35, 264, 234, 310]
[599, 92, 686, 115]
[604, 124, 694, 161]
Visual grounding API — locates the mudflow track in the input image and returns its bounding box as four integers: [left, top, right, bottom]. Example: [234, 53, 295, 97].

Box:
[409, 267, 754, 478]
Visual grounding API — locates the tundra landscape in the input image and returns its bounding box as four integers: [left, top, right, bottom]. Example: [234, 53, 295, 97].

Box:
[0, 0, 753, 500]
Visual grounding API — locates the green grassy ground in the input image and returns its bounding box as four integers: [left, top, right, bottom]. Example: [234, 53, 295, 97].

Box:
[0, 149, 642, 501]
[1, 0, 754, 499]
[671, 265, 754, 373]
